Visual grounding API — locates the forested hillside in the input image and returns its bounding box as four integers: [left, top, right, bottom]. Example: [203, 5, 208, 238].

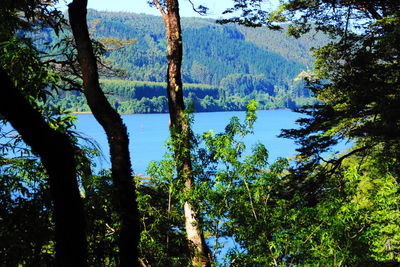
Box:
[45, 10, 326, 113]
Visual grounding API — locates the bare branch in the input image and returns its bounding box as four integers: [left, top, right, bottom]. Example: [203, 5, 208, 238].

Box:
[187, 0, 208, 16]
[326, 145, 373, 174]
[366, 5, 382, 20]
[59, 76, 83, 92]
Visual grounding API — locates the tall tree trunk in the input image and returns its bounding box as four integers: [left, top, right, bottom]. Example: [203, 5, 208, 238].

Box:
[153, 0, 210, 265]
[68, 1, 140, 265]
[0, 67, 87, 267]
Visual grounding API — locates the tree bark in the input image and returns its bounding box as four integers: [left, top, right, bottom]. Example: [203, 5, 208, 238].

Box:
[68, 1, 140, 265]
[153, 0, 210, 265]
[0, 67, 87, 267]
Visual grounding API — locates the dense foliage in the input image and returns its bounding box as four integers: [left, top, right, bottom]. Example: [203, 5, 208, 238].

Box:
[134, 103, 400, 265]
[3, 105, 400, 266]
[276, 0, 400, 178]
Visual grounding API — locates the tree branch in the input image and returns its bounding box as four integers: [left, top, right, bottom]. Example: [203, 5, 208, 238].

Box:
[153, 0, 167, 16]
[187, 0, 208, 16]
[326, 145, 373, 174]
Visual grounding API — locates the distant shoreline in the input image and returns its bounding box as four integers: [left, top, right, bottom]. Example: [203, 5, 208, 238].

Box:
[71, 108, 294, 116]
[72, 112, 92, 114]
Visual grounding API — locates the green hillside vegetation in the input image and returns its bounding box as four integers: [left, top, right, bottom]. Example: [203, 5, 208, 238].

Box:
[50, 78, 310, 113]
[44, 10, 322, 113]
[237, 24, 328, 67]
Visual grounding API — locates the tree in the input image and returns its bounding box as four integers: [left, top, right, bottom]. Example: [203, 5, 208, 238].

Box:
[274, 0, 400, 184]
[1, 1, 88, 265]
[68, 0, 140, 265]
[221, 0, 400, 191]
[0, 67, 87, 266]
[151, 0, 211, 265]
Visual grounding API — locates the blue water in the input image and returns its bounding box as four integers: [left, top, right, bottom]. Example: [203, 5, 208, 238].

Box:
[75, 110, 301, 174]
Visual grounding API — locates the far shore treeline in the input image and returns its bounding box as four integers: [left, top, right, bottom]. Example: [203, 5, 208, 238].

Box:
[50, 78, 312, 113]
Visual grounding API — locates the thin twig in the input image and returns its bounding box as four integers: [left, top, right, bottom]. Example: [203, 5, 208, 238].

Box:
[187, 0, 207, 16]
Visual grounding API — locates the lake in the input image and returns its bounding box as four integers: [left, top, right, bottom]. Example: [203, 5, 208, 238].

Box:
[75, 109, 301, 174]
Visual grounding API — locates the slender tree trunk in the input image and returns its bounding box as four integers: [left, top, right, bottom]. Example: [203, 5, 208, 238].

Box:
[0, 67, 87, 267]
[153, 0, 210, 265]
[68, 1, 140, 265]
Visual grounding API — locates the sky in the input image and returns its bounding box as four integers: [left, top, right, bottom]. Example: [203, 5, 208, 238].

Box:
[58, 0, 237, 18]
[58, 0, 279, 18]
